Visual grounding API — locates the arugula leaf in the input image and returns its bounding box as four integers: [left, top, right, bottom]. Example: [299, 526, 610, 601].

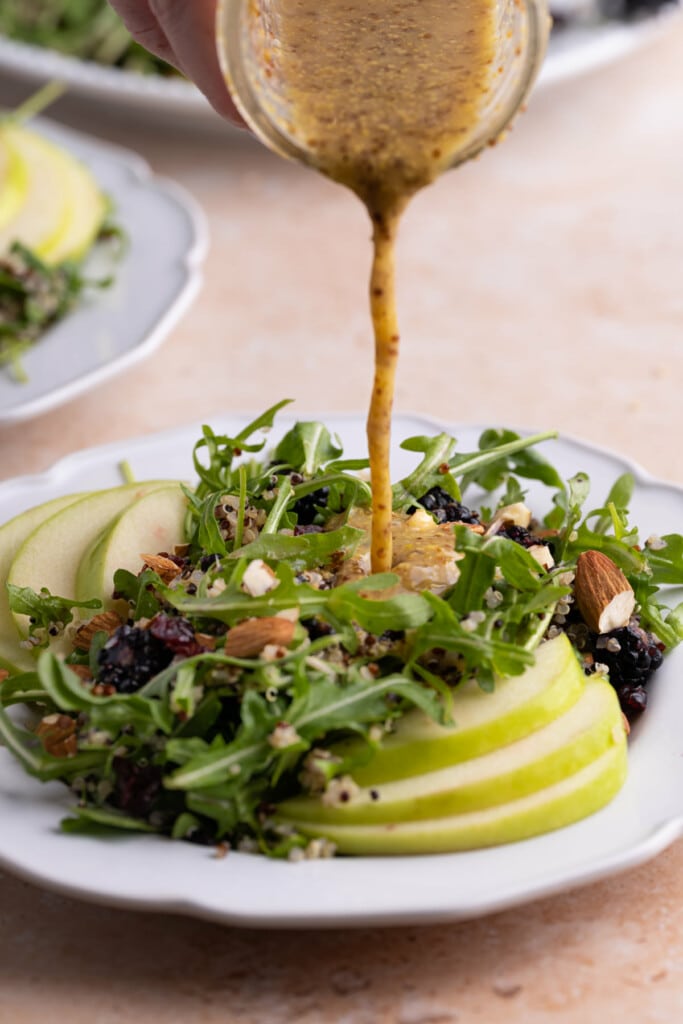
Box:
[230, 525, 363, 572]
[644, 534, 683, 586]
[112, 567, 162, 619]
[455, 429, 561, 494]
[274, 421, 343, 475]
[6, 584, 101, 646]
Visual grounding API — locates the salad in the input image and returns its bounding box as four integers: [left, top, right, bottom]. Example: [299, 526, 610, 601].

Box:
[0, 89, 119, 381]
[0, 1, 176, 76]
[1, 404, 681, 858]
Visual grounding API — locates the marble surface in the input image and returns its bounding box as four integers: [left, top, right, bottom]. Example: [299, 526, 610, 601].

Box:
[1, 19, 683, 1023]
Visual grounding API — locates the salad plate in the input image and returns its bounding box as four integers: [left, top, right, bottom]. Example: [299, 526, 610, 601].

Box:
[0, 5, 680, 130]
[538, 4, 682, 88]
[0, 118, 208, 425]
[0, 412, 682, 929]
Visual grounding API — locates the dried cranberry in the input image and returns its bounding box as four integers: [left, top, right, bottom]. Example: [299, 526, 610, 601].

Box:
[149, 614, 203, 657]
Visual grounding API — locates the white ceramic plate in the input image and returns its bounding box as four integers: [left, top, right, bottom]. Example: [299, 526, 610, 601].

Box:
[0, 118, 208, 424]
[0, 6, 679, 128]
[0, 412, 681, 928]
[538, 5, 682, 88]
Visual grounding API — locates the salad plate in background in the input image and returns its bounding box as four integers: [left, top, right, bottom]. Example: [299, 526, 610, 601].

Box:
[0, 3, 679, 130]
[0, 117, 207, 425]
[0, 412, 681, 929]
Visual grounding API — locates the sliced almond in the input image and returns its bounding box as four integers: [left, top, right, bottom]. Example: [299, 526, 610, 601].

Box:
[195, 632, 219, 651]
[225, 616, 296, 658]
[73, 611, 123, 652]
[574, 550, 635, 634]
[70, 664, 94, 683]
[140, 553, 181, 584]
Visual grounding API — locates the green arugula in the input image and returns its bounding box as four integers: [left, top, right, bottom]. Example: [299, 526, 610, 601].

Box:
[2, 411, 683, 854]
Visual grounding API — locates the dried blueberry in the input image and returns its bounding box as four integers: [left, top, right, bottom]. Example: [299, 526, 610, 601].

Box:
[413, 487, 480, 525]
[498, 524, 544, 549]
[96, 624, 174, 693]
[584, 622, 664, 717]
[293, 487, 329, 526]
[112, 756, 162, 818]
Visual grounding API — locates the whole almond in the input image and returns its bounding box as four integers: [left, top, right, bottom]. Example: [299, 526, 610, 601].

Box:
[225, 617, 296, 658]
[574, 550, 635, 634]
[140, 553, 182, 584]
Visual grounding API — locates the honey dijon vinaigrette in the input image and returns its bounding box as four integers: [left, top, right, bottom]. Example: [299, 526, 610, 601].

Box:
[238, 1, 498, 571]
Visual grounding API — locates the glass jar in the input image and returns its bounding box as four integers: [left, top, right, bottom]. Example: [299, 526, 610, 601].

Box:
[216, 0, 551, 183]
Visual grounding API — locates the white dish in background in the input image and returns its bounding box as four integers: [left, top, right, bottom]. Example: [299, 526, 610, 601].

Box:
[0, 118, 207, 425]
[0, 412, 681, 929]
[539, 6, 682, 88]
[0, 6, 680, 130]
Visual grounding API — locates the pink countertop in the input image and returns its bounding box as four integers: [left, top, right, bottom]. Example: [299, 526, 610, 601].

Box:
[1, 20, 683, 1023]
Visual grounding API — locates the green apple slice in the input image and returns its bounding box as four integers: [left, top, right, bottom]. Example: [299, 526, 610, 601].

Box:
[0, 124, 72, 260]
[76, 484, 189, 610]
[284, 739, 628, 855]
[38, 134, 107, 265]
[279, 677, 622, 826]
[0, 131, 29, 231]
[337, 633, 585, 786]
[7, 482, 177, 647]
[0, 492, 88, 673]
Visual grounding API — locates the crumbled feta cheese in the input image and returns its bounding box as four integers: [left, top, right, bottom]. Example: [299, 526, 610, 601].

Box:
[528, 544, 555, 570]
[268, 721, 301, 750]
[242, 559, 278, 597]
[321, 774, 360, 807]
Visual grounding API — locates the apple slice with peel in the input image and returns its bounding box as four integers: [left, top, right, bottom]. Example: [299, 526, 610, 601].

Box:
[0, 124, 106, 265]
[279, 677, 622, 826]
[335, 633, 585, 786]
[0, 131, 29, 232]
[0, 125, 72, 260]
[7, 482, 177, 650]
[76, 485, 189, 610]
[37, 133, 107, 265]
[0, 492, 88, 673]
[282, 739, 628, 855]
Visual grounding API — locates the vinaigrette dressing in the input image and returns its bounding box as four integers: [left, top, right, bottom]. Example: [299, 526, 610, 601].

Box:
[242, 0, 498, 569]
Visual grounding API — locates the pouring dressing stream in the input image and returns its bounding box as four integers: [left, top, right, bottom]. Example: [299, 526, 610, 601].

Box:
[217, 0, 550, 572]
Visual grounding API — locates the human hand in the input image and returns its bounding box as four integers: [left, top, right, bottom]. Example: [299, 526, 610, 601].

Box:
[108, 0, 243, 124]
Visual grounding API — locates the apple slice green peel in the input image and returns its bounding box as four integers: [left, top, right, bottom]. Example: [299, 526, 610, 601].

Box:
[76, 485, 189, 611]
[0, 493, 87, 673]
[279, 673, 623, 825]
[335, 631, 586, 786]
[7, 482, 178, 649]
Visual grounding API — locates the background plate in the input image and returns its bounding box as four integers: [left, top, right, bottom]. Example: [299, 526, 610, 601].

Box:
[0, 118, 208, 424]
[0, 412, 681, 928]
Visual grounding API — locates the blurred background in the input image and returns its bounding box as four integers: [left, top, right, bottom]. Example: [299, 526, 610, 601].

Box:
[2, 5, 683, 1023]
